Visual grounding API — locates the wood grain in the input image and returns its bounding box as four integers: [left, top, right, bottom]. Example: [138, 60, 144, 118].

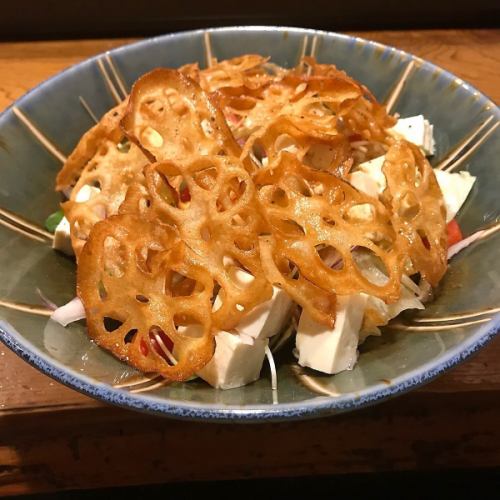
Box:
[0, 30, 499, 112]
[2, 392, 500, 495]
[355, 30, 500, 103]
[0, 29, 499, 496]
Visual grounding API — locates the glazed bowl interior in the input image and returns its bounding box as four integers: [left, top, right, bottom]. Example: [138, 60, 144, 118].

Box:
[0, 27, 498, 421]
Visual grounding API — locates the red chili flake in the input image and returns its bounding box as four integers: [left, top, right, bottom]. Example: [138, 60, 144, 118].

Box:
[447, 219, 463, 247]
[140, 339, 149, 356]
[150, 327, 174, 357]
[179, 182, 191, 202]
[226, 112, 241, 125]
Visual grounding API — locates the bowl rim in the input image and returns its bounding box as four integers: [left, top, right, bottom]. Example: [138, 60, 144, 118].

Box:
[1, 316, 499, 421]
[0, 25, 499, 422]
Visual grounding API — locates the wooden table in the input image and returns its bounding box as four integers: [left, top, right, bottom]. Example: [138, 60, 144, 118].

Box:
[1, 29, 499, 496]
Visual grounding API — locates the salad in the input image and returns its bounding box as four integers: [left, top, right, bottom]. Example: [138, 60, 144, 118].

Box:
[48, 55, 475, 390]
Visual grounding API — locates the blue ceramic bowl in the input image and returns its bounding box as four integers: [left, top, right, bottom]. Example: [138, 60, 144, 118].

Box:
[0, 27, 499, 422]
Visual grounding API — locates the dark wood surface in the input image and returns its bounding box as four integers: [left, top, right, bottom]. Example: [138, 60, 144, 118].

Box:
[0, 30, 499, 496]
[0, 1, 498, 40]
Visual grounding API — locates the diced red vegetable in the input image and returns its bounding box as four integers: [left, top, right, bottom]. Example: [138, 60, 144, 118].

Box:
[150, 328, 174, 357]
[140, 339, 149, 356]
[447, 219, 463, 247]
[348, 133, 363, 142]
[179, 181, 191, 202]
[226, 112, 241, 125]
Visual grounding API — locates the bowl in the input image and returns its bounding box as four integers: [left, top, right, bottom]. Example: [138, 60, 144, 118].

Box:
[0, 26, 498, 421]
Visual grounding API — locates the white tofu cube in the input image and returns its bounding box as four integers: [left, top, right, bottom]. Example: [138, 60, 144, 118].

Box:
[75, 184, 100, 203]
[52, 185, 101, 256]
[347, 203, 375, 223]
[349, 155, 387, 198]
[197, 331, 268, 389]
[53, 216, 74, 256]
[349, 171, 381, 199]
[214, 267, 293, 340]
[236, 286, 292, 340]
[434, 170, 476, 222]
[390, 115, 435, 156]
[296, 294, 367, 375]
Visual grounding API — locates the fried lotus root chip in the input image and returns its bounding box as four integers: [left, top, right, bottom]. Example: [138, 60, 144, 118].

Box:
[211, 82, 288, 140]
[121, 68, 243, 163]
[296, 58, 395, 133]
[118, 181, 151, 216]
[255, 153, 407, 326]
[216, 72, 364, 142]
[241, 116, 352, 177]
[78, 214, 215, 381]
[340, 94, 396, 145]
[382, 141, 447, 286]
[144, 155, 273, 330]
[62, 140, 148, 258]
[199, 54, 272, 93]
[259, 235, 338, 326]
[178, 62, 200, 82]
[56, 102, 128, 192]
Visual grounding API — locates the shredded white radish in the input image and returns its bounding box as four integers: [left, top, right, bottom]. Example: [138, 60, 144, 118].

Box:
[265, 345, 278, 391]
[448, 230, 486, 260]
[153, 333, 178, 366]
[62, 186, 73, 199]
[36, 288, 58, 311]
[50, 297, 86, 326]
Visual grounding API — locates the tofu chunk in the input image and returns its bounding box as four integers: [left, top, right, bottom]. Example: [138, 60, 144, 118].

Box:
[53, 216, 74, 256]
[349, 155, 386, 198]
[75, 184, 100, 203]
[197, 331, 268, 389]
[296, 294, 367, 375]
[434, 170, 476, 222]
[214, 267, 292, 340]
[390, 115, 435, 155]
[52, 184, 101, 256]
[237, 286, 293, 340]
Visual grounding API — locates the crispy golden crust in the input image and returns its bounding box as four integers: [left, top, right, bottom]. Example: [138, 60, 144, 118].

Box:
[241, 115, 353, 177]
[58, 98, 148, 258]
[56, 57, 448, 382]
[121, 68, 244, 165]
[382, 141, 448, 286]
[199, 54, 273, 93]
[255, 153, 409, 325]
[144, 156, 273, 331]
[56, 102, 127, 191]
[62, 141, 147, 259]
[78, 214, 215, 381]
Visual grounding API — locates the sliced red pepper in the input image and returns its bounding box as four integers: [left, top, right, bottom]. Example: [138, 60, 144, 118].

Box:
[149, 327, 174, 357]
[225, 111, 241, 125]
[140, 339, 149, 356]
[179, 181, 191, 202]
[447, 219, 463, 247]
